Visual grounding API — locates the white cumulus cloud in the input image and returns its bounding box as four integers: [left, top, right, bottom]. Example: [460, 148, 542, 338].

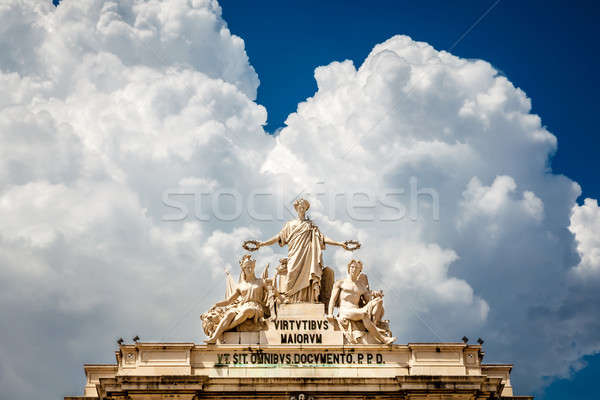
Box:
[263, 34, 595, 392]
[1, 2, 600, 399]
[569, 198, 600, 278]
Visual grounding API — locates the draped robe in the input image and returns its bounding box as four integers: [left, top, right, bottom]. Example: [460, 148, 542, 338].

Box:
[278, 218, 325, 302]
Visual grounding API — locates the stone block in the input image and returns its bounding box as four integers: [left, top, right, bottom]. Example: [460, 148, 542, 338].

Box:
[220, 332, 240, 344]
[277, 303, 325, 319]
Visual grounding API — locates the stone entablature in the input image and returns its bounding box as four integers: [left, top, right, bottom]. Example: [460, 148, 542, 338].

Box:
[70, 341, 529, 399]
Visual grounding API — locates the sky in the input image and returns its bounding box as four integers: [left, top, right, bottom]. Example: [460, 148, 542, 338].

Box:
[219, 0, 600, 201]
[3, 1, 599, 399]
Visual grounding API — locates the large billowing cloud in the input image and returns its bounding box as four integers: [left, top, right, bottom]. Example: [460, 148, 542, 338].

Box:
[0, 0, 270, 398]
[263, 35, 593, 390]
[1, 1, 600, 399]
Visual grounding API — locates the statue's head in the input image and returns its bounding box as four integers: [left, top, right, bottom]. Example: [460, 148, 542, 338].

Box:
[239, 254, 256, 281]
[293, 198, 310, 215]
[347, 259, 363, 280]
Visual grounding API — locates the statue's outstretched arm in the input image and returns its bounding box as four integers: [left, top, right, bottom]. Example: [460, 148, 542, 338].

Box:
[259, 234, 279, 248]
[324, 236, 360, 251]
[324, 237, 344, 247]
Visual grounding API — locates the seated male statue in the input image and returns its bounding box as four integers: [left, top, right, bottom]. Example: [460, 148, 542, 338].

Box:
[327, 259, 395, 345]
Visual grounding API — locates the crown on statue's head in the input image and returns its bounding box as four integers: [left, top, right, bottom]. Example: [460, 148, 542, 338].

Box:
[239, 254, 253, 266]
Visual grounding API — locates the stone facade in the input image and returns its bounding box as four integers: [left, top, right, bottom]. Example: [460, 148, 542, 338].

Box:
[67, 337, 532, 398]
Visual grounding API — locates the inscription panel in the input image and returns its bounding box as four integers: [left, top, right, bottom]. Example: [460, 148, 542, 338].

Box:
[414, 350, 461, 362]
[264, 317, 344, 345]
[141, 350, 188, 364]
[191, 346, 411, 369]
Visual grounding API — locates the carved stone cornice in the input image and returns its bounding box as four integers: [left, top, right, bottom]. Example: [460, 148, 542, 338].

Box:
[93, 374, 512, 400]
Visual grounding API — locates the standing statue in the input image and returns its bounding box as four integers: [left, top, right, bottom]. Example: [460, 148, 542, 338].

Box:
[328, 259, 395, 345]
[245, 198, 359, 303]
[202, 255, 270, 344]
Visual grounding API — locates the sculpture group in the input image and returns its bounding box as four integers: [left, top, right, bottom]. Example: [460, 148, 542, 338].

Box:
[201, 198, 395, 345]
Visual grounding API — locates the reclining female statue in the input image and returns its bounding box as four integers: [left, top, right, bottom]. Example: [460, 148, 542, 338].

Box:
[203, 255, 270, 344]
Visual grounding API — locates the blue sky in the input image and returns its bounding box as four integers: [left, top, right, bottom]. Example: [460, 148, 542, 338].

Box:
[218, 1, 600, 398]
[34, 1, 597, 399]
[219, 0, 600, 204]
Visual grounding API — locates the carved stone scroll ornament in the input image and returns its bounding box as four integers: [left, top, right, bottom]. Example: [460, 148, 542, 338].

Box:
[327, 260, 395, 345]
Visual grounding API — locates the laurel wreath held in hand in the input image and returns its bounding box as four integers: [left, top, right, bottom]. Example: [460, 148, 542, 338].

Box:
[344, 240, 361, 251]
[242, 240, 260, 252]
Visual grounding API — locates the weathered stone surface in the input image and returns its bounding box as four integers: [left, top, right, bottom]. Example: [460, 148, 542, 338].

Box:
[277, 303, 325, 319]
[71, 342, 531, 399]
